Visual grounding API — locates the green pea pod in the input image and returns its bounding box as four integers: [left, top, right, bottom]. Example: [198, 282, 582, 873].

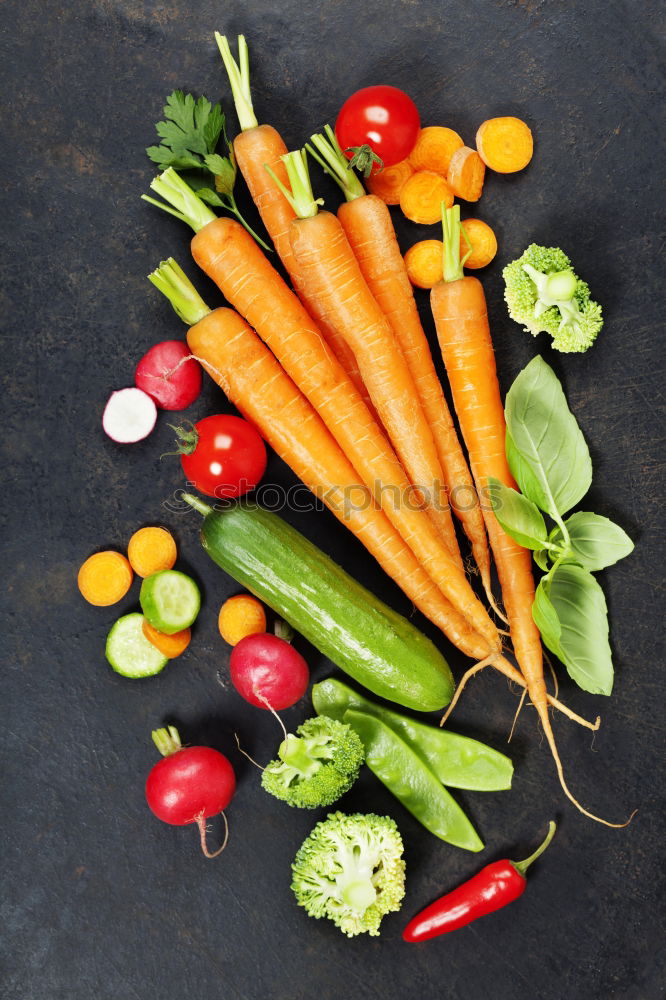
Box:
[343, 710, 484, 852]
[313, 678, 513, 792]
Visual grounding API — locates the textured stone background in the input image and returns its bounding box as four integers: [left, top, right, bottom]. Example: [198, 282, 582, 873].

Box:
[2, 1, 664, 998]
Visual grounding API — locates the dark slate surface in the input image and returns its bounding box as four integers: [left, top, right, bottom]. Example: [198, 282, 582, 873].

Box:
[2, 2, 664, 998]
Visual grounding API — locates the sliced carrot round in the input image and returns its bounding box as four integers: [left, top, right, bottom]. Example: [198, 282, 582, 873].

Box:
[142, 619, 191, 658]
[404, 239, 444, 289]
[409, 126, 464, 175]
[447, 147, 486, 202]
[476, 117, 533, 173]
[127, 526, 177, 578]
[218, 594, 267, 646]
[78, 551, 133, 606]
[400, 171, 454, 225]
[459, 218, 498, 269]
[365, 159, 414, 205]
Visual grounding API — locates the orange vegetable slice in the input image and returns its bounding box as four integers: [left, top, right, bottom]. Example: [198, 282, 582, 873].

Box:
[404, 239, 444, 289]
[400, 171, 454, 225]
[127, 526, 177, 578]
[409, 126, 464, 175]
[78, 551, 133, 606]
[476, 117, 533, 173]
[218, 594, 267, 646]
[460, 218, 498, 269]
[142, 620, 191, 658]
[365, 159, 414, 205]
[447, 147, 486, 202]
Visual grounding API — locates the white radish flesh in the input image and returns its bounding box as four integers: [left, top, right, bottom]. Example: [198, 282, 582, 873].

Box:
[103, 388, 157, 443]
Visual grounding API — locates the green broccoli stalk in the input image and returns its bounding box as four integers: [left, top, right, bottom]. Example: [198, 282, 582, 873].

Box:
[261, 716, 364, 809]
[291, 811, 406, 937]
[503, 244, 603, 353]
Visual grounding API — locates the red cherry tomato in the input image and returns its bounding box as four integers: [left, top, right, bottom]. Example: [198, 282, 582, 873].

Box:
[179, 414, 267, 499]
[229, 633, 310, 710]
[145, 746, 236, 826]
[335, 85, 421, 169]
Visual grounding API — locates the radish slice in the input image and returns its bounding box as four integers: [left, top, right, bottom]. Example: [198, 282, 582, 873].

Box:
[135, 340, 202, 410]
[103, 388, 157, 443]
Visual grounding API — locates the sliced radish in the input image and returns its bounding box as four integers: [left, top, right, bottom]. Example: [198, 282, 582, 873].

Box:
[103, 387, 157, 443]
[135, 340, 202, 410]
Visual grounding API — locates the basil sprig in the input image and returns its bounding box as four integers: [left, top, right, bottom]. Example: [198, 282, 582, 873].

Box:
[488, 357, 633, 697]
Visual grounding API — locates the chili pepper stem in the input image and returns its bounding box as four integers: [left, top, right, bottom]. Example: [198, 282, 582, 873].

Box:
[512, 820, 556, 877]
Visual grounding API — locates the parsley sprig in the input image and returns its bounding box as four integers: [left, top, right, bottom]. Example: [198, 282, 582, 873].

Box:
[147, 91, 271, 250]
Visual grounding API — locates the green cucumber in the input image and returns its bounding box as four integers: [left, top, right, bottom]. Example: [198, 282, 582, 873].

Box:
[106, 613, 169, 678]
[140, 570, 200, 634]
[185, 494, 454, 712]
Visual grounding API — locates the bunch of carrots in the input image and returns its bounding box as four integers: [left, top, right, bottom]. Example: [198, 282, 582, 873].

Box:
[141, 35, 629, 827]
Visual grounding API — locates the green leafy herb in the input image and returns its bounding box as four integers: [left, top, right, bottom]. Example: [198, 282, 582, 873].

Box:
[548, 512, 634, 572]
[499, 356, 633, 697]
[505, 356, 592, 517]
[535, 564, 613, 696]
[487, 478, 549, 550]
[146, 90, 270, 250]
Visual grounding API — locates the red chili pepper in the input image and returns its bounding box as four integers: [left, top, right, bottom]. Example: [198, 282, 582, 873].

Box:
[403, 821, 556, 942]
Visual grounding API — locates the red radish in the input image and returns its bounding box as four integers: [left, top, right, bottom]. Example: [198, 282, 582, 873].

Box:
[145, 726, 236, 859]
[229, 633, 309, 710]
[135, 340, 202, 410]
[103, 387, 157, 443]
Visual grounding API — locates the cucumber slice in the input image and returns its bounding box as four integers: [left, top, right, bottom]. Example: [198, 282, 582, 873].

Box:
[105, 613, 168, 678]
[140, 570, 201, 635]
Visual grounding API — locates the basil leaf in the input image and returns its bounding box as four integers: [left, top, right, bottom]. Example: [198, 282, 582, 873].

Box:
[487, 478, 548, 550]
[534, 548, 550, 572]
[550, 512, 634, 571]
[532, 576, 562, 654]
[505, 357, 592, 517]
[540, 564, 614, 696]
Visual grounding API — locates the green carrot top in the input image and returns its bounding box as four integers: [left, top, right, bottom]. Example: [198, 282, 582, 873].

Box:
[265, 149, 324, 220]
[441, 204, 473, 283]
[306, 125, 366, 203]
[215, 33, 258, 133]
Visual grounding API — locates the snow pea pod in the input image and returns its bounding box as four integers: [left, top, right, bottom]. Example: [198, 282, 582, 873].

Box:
[313, 679, 512, 792]
[343, 710, 484, 852]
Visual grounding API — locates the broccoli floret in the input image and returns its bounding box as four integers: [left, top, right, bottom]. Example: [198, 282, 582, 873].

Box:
[261, 716, 364, 809]
[291, 811, 406, 937]
[503, 243, 603, 353]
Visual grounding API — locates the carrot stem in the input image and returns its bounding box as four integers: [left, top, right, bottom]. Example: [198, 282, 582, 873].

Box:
[142, 168, 217, 233]
[215, 33, 258, 132]
[306, 125, 366, 202]
[441, 204, 472, 282]
[265, 150, 322, 219]
[148, 258, 212, 326]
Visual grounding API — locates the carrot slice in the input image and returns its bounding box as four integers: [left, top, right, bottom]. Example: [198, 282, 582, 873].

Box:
[218, 594, 267, 645]
[447, 147, 486, 202]
[409, 126, 464, 175]
[460, 218, 498, 269]
[78, 551, 133, 606]
[476, 117, 533, 173]
[142, 620, 191, 658]
[127, 526, 177, 578]
[404, 239, 444, 289]
[365, 159, 414, 205]
[400, 171, 454, 225]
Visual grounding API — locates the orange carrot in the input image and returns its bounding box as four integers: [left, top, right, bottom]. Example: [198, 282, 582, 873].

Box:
[77, 551, 133, 606]
[127, 526, 177, 577]
[400, 170, 454, 224]
[218, 594, 267, 645]
[447, 146, 486, 202]
[142, 621, 191, 658]
[476, 117, 533, 173]
[185, 304, 489, 658]
[432, 206, 627, 826]
[404, 239, 444, 289]
[365, 158, 414, 204]
[216, 34, 373, 414]
[409, 126, 464, 175]
[337, 192, 496, 612]
[459, 218, 497, 269]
